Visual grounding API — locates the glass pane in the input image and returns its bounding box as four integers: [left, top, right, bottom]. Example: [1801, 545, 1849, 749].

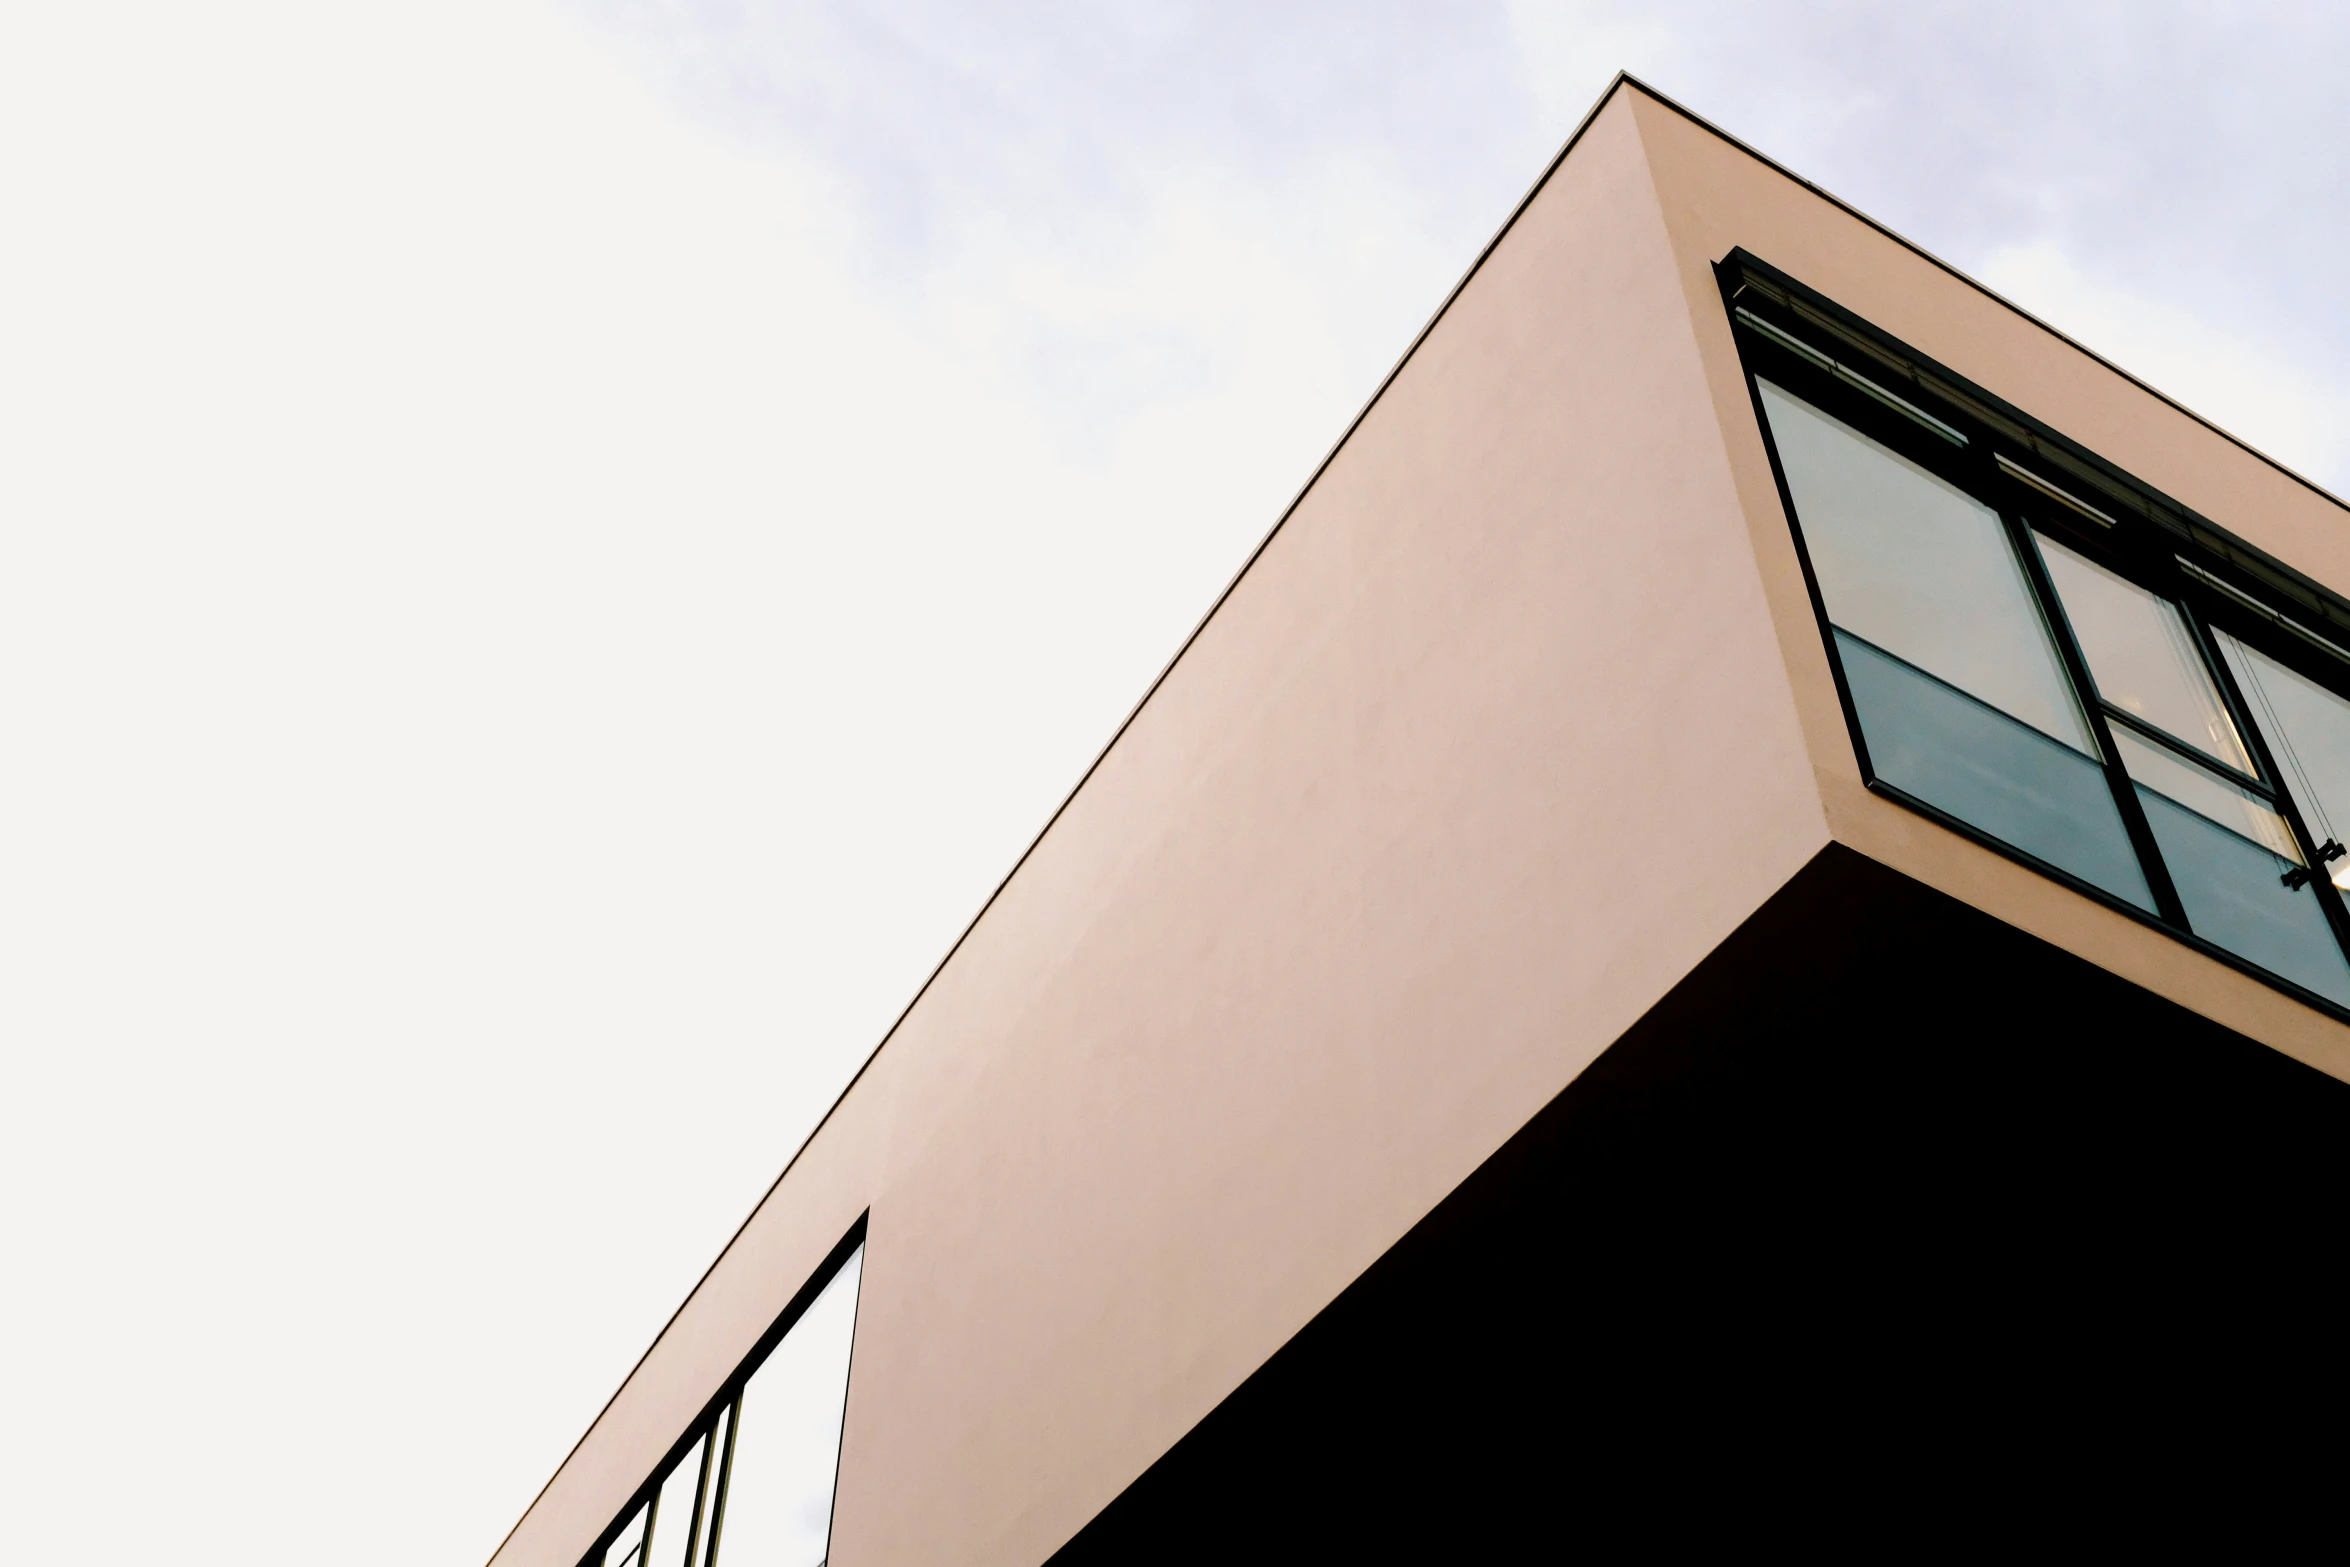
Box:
[645, 1435, 707, 1567]
[2111, 729, 2299, 863]
[2131, 784, 2350, 1006]
[1837, 631, 2152, 908]
[606, 1503, 648, 1567]
[2219, 633, 2350, 888]
[1760, 379, 2093, 748]
[708, 1248, 863, 1567]
[2037, 537, 2251, 770]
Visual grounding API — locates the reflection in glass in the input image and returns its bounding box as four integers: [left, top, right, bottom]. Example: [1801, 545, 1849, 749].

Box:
[2130, 784, 2350, 1006]
[709, 1248, 863, 1567]
[1750, 350, 2350, 1010]
[1760, 380, 2092, 747]
[2111, 729, 2300, 863]
[646, 1435, 707, 1567]
[606, 1503, 648, 1567]
[1836, 632, 2152, 908]
[2220, 633, 2350, 890]
[2037, 537, 2251, 770]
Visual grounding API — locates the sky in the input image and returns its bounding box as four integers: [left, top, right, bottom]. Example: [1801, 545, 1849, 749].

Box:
[1, 4, 2344, 1563]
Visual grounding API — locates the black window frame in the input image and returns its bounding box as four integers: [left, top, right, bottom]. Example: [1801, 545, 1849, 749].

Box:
[1720, 249, 2350, 1022]
[576, 1215, 868, 1567]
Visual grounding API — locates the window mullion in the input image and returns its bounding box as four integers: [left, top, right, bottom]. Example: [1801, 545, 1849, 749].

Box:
[701, 1397, 741, 1567]
[2189, 601, 2350, 953]
[2098, 705, 2270, 794]
[2008, 512, 2189, 926]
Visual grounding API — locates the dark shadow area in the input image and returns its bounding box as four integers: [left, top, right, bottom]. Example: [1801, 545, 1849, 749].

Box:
[1052, 844, 2350, 1559]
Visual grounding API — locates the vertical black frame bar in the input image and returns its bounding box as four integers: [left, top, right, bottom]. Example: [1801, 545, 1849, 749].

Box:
[574, 1215, 868, 1567]
[680, 1421, 716, 1567]
[811, 1246, 866, 1567]
[2007, 514, 2189, 925]
[2186, 605, 2350, 952]
[699, 1397, 741, 1567]
[1721, 287, 1880, 790]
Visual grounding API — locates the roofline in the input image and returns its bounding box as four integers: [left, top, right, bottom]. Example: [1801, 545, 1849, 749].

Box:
[482, 65, 1653, 1567]
[1615, 73, 2349, 518]
[488, 67, 2345, 1566]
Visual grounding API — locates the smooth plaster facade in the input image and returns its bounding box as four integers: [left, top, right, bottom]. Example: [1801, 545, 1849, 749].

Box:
[490, 78, 2350, 1566]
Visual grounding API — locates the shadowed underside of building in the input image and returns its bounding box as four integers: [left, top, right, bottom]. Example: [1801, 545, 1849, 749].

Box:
[1057, 845, 2350, 1557]
[492, 77, 2350, 1567]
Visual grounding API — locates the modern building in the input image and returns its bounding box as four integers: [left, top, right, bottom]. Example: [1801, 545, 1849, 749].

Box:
[489, 75, 2350, 1564]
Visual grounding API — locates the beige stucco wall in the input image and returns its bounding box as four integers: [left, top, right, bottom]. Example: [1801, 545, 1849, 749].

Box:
[492, 78, 2350, 1567]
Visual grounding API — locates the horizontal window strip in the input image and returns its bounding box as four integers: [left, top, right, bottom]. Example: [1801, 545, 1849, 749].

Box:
[2179, 558, 2350, 669]
[1998, 454, 2117, 527]
[1735, 307, 1966, 446]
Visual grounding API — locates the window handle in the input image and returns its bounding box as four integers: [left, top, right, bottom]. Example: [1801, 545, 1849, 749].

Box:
[2282, 839, 2346, 890]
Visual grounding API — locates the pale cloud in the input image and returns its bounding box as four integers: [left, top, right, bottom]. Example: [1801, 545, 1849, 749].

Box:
[1976, 239, 2350, 498]
[3, 6, 2346, 1567]
[565, 0, 1541, 254]
[0, 7, 1491, 1563]
[566, 0, 2350, 486]
[1501, 0, 2350, 487]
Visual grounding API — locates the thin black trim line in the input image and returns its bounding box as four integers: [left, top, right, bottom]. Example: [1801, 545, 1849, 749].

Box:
[486, 67, 1661, 1567]
[1659, 89, 2350, 518]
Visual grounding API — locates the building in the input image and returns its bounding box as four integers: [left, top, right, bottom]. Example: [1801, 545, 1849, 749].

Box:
[488, 75, 2350, 1565]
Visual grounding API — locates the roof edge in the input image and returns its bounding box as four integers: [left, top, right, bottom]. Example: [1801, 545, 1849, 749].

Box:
[489, 65, 2346, 1567]
[479, 68, 1651, 1567]
[1613, 73, 2350, 518]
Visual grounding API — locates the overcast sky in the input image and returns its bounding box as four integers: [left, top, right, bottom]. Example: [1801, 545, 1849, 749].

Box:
[3, 5, 2344, 1564]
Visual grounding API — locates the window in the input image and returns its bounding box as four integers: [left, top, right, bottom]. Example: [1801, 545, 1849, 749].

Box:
[584, 1230, 865, 1567]
[1729, 253, 2350, 1013]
